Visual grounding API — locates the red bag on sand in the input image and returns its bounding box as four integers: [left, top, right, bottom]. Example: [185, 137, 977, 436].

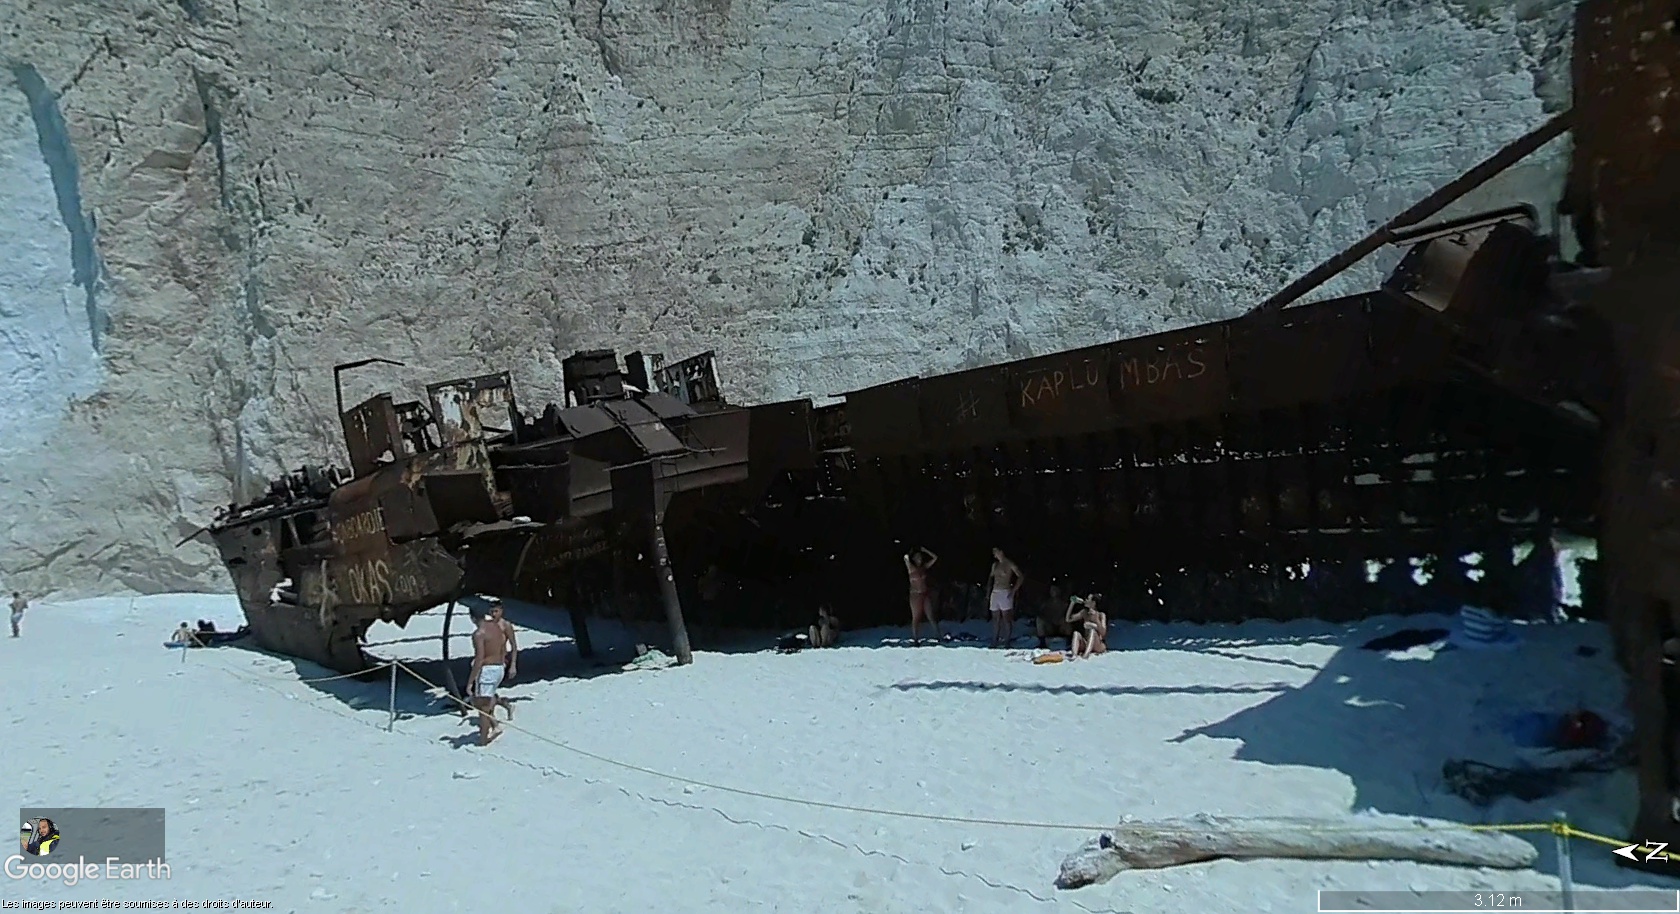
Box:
[1555, 710, 1608, 750]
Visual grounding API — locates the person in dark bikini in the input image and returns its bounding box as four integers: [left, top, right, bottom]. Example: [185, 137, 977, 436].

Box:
[1066, 593, 1108, 659]
[904, 547, 941, 643]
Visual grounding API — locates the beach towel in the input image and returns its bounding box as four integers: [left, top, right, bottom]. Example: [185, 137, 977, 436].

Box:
[1447, 606, 1521, 651]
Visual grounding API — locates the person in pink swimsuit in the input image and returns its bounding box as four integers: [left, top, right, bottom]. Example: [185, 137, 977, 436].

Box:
[904, 547, 942, 643]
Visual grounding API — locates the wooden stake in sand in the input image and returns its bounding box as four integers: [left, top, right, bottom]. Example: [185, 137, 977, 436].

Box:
[1055, 813, 1539, 889]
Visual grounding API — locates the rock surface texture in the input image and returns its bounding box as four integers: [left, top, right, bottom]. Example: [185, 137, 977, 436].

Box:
[0, 0, 1575, 595]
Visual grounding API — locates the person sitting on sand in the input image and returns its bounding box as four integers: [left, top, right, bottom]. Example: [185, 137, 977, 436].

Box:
[1036, 582, 1071, 649]
[809, 605, 841, 648]
[1066, 594, 1107, 659]
[170, 622, 202, 647]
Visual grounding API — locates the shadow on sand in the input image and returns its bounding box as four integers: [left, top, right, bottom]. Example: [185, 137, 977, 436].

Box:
[223, 598, 651, 726]
[1146, 616, 1672, 891]
[890, 680, 1295, 698]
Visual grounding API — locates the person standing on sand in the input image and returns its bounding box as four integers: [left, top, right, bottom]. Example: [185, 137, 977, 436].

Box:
[904, 547, 941, 643]
[987, 548, 1024, 648]
[468, 601, 519, 719]
[10, 592, 26, 638]
[468, 604, 514, 746]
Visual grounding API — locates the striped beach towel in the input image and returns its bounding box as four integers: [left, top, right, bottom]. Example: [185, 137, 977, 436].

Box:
[1449, 605, 1521, 650]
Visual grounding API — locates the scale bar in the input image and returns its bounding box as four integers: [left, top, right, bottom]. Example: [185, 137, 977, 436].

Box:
[1318, 890, 1680, 912]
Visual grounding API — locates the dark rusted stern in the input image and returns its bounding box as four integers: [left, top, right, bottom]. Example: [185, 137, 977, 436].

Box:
[649, 470, 694, 665]
[441, 599, 465, 714]
[1570, 0, 1680, 856]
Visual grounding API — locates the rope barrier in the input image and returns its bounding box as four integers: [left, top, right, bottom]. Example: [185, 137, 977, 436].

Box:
[386, 659, 1639, 844]
[289, 660, 395, 684]
[208, 651, 1648, 852]
[204, 656, 1132, 914]
[1559, 823, 1639, 849]
[390, 658, 1120, 831]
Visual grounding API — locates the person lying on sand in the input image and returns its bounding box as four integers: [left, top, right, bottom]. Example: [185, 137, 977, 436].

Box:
[809, 605, 841, 648]
[1066, 595, 1107, 660]
[170, 623, 202, 647]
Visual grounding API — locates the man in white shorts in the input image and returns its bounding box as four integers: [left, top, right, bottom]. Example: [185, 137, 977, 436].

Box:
[468, 600, 517, 746]
[986, 548, 1023, 648]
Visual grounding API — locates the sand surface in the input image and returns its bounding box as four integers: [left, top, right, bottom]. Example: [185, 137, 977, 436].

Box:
[3, 595, 1671, 912]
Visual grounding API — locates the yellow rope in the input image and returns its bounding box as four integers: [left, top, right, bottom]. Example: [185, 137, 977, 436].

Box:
[1560, 823, 1650, 850]
[201, 653, 1646, 846]
[387, 659, 1617, 840]
[290, 661, 395, 684]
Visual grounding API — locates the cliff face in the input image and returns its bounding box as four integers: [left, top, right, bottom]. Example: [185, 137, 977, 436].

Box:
[0, 0, 1573, 596]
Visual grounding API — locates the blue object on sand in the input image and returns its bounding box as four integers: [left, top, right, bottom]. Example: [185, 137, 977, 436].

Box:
[1448, 606, 1521, 651]
[1506, 711, 1559, 748]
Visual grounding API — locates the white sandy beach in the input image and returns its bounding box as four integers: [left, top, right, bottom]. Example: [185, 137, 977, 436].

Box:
[3, 594, 1673, 913]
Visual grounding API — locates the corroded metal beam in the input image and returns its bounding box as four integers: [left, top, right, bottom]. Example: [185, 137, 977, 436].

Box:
[1247, 111, 1573, 317]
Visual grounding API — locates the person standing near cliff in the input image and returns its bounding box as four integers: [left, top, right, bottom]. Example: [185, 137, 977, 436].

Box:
[10, 592, 26, 638]
[987, 548, 1024, 648]
[467, 599, 519, 745]
[904, 547, 942, 643]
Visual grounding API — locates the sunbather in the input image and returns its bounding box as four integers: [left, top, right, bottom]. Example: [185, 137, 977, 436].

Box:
[809, 605, 841, 648]
[1066, 595, 1107, 659]
[170, 623, 202, 647]
[1036, 582, 1071, 648]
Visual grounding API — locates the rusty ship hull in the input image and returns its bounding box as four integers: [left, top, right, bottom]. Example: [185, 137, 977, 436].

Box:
[192, 0, 1680, 843]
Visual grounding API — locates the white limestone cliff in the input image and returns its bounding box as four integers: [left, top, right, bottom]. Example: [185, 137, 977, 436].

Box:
[0, 0, 1574, 595]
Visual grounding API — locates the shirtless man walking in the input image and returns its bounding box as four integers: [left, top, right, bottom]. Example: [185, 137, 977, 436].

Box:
[10, 592, 26, 638]
[986, 548, 1024, 648]
[468, 601, 518, 746]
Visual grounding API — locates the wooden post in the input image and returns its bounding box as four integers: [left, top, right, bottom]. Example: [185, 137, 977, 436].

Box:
[1555, 811, 1575, 912]
[387, 661, 397, 732]
[649, 470, 693, 666]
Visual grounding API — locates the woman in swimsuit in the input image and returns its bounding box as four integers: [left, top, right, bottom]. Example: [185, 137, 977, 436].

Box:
[905, 547, 941, 643]
[1067, 593, 1108, 659]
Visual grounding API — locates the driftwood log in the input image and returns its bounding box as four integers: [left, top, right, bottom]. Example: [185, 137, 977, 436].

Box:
[1056, 813, 1539, 889]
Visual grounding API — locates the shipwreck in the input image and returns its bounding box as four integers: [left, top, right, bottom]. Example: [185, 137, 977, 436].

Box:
[192, 348, 825, 675]
[185, 0, 1680, 858]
